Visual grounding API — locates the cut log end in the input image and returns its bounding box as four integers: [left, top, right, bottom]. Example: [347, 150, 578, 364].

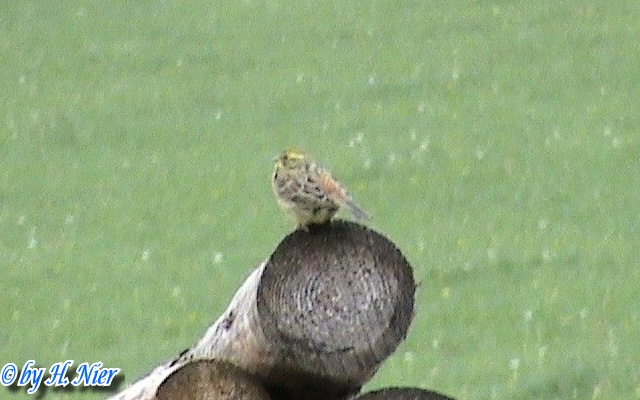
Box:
[257, 220, 415, 390]
[156, 360, 271, 400]
[355, 387, 458, 400]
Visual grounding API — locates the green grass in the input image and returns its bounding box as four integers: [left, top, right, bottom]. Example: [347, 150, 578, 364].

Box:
[1, 1, 639, 399]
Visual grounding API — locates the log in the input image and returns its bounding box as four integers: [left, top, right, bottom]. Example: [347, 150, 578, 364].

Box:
[354, 387, 457, 400]
[107, 220, 415, 400]
[156, 360, 270, 400]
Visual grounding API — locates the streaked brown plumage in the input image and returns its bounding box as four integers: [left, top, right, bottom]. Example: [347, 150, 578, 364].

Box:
[272, 149, 369, 229]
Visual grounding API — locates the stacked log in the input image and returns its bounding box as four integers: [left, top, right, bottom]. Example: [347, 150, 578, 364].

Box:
[107, 221, 455, 400]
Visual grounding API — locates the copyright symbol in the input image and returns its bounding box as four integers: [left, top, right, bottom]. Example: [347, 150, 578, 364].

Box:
[1, 363, 18, 386]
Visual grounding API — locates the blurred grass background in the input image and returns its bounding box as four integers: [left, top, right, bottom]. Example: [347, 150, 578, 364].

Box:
[1, 1, 639, 399]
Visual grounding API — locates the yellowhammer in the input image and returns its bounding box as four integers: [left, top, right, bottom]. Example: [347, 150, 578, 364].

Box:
[272, 148, 370, 229]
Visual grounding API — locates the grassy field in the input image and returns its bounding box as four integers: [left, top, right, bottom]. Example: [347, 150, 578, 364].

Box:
[1, 1, 639, 399]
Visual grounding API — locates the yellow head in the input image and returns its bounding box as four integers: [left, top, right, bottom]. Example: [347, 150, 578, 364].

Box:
[274, 148, 310, 171]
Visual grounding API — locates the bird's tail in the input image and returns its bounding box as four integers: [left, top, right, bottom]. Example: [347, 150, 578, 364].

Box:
[346, 200, 371, 220]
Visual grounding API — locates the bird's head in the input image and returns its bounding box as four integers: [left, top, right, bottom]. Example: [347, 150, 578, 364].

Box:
[274, 148, 309, 171]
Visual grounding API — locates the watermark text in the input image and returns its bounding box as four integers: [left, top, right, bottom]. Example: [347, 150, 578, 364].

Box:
[1, 360, 120, 395]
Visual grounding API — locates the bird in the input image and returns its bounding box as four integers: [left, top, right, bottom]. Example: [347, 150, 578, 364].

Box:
[272, 148, 370, 230]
